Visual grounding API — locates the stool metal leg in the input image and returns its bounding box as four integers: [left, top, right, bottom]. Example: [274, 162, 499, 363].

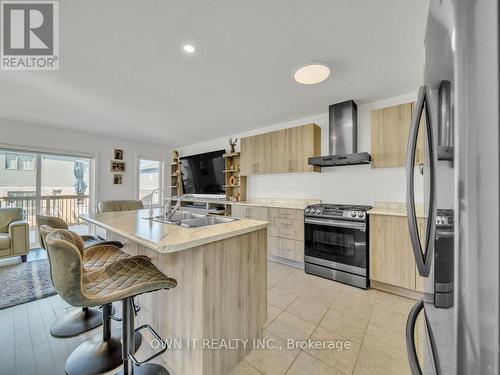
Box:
[65, 304, 123, 375]
[117, 297, 169, 375]
[50, 306, 102, 338]
[65, 303, 144, 375]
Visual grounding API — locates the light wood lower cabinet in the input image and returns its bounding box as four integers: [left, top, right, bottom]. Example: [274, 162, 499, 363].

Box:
[231, 205, 304, 263]
[369, 214, 424, 291]
[268, 217, 304, 241]
[231, 205, 269, 221]
[268, 236, 303, 262]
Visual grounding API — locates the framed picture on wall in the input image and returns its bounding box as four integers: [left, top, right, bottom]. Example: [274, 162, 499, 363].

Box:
[114, 149, 124, 160]
[110, 161, 126, 172]
[113, 174, 123, 185]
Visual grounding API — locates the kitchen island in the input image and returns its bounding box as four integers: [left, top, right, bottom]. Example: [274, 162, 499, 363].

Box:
[82, 209, 268, 375]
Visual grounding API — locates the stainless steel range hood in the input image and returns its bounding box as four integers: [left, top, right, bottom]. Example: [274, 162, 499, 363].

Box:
[308, 100, 371, 167]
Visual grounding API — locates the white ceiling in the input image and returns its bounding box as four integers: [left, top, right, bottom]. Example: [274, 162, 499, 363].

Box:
[0, 0, 429, 147]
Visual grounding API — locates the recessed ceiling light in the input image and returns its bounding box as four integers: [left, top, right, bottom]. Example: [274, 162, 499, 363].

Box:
[183, 44, 195, 54]
[294, 63, 330, 84]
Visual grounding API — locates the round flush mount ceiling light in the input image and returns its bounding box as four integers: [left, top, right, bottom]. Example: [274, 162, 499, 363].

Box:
[294, 63, 330, 84]
[183, 44, 195, 54]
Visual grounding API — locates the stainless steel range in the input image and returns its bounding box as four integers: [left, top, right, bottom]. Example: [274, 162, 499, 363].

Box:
[304, 204, 372, 289]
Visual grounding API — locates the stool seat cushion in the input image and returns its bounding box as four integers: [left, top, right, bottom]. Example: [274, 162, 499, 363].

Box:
[82, 244, 133, 271]
[45, 229, 176, 308]
[82, 257, 177, 305]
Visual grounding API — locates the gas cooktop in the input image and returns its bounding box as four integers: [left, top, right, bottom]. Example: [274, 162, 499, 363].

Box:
[304, 203, 373, 221]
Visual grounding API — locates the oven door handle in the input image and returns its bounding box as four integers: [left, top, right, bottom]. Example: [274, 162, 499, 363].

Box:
[304, 218, 366, 230]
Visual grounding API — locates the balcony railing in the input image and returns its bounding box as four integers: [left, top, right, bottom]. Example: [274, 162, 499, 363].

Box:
[0, 195, 90, 228]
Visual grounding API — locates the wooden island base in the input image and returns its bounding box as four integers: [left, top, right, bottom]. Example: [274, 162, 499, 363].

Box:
[107, 228, 268, 375]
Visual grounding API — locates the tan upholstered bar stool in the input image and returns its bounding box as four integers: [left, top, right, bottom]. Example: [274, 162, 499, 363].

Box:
[40, 225, 145, 374]
[46, 229, 176, 375]
[37, 215, 124, 337]
[97, 200, 144, 213]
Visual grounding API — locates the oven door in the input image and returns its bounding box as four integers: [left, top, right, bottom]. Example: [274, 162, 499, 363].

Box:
[304, 217, 367, 276]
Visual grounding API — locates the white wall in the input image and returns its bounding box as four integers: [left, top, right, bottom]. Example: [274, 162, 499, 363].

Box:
[0, 118, 168, 209]
[176, 92, 425, 205]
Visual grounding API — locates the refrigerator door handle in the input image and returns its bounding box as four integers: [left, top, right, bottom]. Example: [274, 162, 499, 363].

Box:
[406, 300, 440, 375]
[406, 300, 424, 375]
[406, 85, 437, 277]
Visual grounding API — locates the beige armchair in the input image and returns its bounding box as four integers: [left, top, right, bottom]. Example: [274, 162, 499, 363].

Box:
[0, 207, 30, 262]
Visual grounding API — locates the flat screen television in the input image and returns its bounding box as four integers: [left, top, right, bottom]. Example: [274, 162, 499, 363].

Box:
[180, 150, 225, 195]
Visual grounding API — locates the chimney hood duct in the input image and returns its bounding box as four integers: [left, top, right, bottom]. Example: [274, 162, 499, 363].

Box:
[308, 100, 371, 167]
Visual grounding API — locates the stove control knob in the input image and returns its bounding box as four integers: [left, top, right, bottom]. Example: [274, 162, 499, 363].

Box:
[358, 212, 365, 218]
[350, 212, 356, 218]
[316, 209, 322, 215]
[305, 208, 310, 214]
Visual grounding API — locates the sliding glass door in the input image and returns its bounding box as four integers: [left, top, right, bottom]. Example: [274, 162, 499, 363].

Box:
[0, 149, 93, 247]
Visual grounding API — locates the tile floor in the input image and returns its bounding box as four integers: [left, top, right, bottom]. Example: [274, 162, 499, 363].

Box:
[0, 260, 424, 375]
[232, 261, 425, 375]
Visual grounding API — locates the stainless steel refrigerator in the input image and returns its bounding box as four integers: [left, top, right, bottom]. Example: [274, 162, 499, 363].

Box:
[405, 0, 499, 374]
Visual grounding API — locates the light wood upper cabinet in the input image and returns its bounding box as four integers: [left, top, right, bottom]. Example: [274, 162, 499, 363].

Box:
[370, 102, 424, 168]
[241, 124, 321, 175]
[240, 135, 272, 175]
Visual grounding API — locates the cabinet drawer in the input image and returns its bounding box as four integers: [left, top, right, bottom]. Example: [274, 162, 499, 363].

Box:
[268, 217, 304, 241]
[231, 205, 269, 221]
[268, 236, 304, 262]
[269, 208, 303, 221]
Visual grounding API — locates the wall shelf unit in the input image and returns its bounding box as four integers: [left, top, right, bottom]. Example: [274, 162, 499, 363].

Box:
[223, 152, 246, 215]
[170, 152, 183, 196]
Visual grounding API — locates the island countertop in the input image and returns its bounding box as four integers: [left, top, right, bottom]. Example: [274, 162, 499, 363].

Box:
[81, 208, 268, 253]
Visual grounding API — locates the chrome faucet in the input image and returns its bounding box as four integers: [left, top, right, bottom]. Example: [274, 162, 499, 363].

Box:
[165, 196, 183, 221]
[148, 188, 167, 219]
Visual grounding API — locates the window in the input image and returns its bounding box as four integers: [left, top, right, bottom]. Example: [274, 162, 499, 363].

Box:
[0, 148, 93, 248]
[5, 153, 35, 171]
[138, 158, 162, 202]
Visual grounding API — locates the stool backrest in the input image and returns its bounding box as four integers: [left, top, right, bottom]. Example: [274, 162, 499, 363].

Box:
[36, 215, 68, 249]
[97, 200, 144, 213]
[45, 229, 87, 307]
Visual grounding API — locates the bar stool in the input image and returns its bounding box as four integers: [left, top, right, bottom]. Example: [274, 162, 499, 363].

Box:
[37, 215, 123, 337]
[40, 225, 146, 374]
[46, 229, 176, 375]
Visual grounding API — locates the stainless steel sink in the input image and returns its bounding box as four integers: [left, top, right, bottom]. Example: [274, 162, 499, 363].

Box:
[145, 211, 238, 228]
[146, 211, 205, 225]
[180, 216, 238, 228]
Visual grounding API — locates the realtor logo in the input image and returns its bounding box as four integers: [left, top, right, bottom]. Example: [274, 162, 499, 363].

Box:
[1, 1, 59, 70]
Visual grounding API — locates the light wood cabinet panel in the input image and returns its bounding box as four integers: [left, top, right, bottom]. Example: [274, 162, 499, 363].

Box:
[255, 132, 272, 174]
[269, 217, 304, 241]
[369, 214, 417, 290]
[370, 102, 425, 168]
[269, 208, 303, 221]
[290, 124, 321, 173]
[239, 137, 254, 176]
[231, 205, 269, 221]
[241, 124, 320, 175]
[231, 204, 305, 264]
[271, 128, 293, 173]
[268, 236, 304, 262]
